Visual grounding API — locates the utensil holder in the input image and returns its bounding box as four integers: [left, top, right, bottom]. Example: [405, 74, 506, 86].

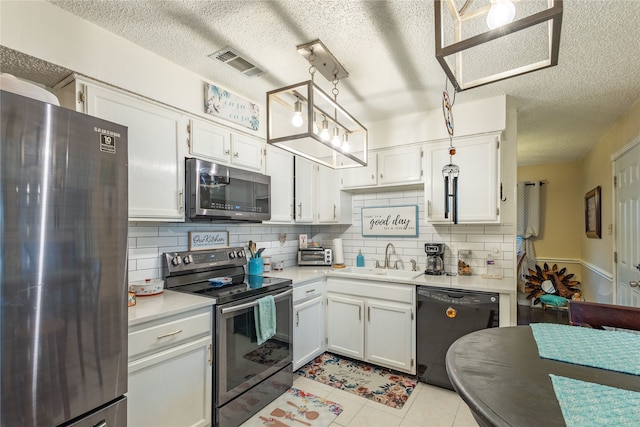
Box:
[248, 258, 264, 275]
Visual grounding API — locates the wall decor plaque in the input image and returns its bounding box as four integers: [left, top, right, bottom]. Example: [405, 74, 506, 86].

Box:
[204, 83, 260, 130]
[584, 186, 601, 238]
[361, 205, 419, 237]
[188, 230, 229, 251]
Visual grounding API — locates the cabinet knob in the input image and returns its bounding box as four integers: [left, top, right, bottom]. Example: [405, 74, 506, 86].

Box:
[225, 149, 230, 155]
[631, 281, 639, 288]
[233, 152, 239, 158]
[298, 203, 302, 218]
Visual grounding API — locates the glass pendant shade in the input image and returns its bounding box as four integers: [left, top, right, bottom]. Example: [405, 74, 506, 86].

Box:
[267, 80, 367, 169]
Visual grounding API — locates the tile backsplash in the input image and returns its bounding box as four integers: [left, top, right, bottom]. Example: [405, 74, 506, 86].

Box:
[127, 189, 516, 283]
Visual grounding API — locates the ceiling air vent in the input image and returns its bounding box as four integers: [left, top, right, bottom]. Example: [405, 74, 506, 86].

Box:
[209, 47, 265, 78]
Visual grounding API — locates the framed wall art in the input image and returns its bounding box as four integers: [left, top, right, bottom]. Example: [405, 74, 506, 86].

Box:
[361, 205, 419, 237]
[584, 186, 601, 238]
[188, 230, 229, 251]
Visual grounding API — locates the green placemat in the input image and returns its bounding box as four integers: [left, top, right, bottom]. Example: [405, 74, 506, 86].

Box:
[550, 375, 640, 426]
[530, 323, 640, 375]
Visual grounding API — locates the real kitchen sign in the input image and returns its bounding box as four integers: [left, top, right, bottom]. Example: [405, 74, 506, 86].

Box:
[361, 205, 418, 237]
[188, 231, 229, 251]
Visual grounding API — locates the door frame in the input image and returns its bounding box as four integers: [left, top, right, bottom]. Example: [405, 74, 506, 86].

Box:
[611, 134, 640, 304]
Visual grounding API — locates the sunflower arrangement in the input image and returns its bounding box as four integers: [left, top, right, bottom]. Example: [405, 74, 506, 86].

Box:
[524, 263, 581, 305]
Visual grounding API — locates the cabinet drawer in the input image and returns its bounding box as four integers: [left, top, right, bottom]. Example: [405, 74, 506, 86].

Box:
[327, 278, 414, 304]
[129, 309, 211, 361]
[293, 281, 324, 302]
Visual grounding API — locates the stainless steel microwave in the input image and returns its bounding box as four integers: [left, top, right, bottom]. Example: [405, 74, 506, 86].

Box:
[185, 158, 271, 222]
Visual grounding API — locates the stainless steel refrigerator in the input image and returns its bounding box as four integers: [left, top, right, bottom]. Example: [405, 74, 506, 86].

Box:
[1, 90, 129, 426]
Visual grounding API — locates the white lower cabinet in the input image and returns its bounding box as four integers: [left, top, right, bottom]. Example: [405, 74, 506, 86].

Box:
[128, 306, 212, 427]
[326, 278, 415, 374]
[293, 281, 326, 370]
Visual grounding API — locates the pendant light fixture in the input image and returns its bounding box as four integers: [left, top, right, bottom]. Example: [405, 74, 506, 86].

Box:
[434, 0, 563, 91]
[266, 40, 367, 169]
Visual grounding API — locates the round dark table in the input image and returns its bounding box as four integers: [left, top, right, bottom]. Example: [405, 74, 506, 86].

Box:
[446, 326, 640, 427]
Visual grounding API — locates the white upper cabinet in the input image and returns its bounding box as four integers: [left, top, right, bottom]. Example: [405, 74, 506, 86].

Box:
[340, 153, 378, 188]
[425, 133, 501, 224]
[294, 157, 316, 223]
[189, 118, 264, 172]
[377, 145, 423, 186]
[82, 83, 186, 222]
[317, 164, 352, 224]
[340, 145, 423, 190]
[264, 145, 294, 223]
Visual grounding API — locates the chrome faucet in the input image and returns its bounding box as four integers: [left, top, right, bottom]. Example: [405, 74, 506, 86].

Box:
[385, 243, 398, 269]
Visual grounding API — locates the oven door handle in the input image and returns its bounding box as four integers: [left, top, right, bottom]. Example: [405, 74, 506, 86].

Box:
[220, 289, 292, 314]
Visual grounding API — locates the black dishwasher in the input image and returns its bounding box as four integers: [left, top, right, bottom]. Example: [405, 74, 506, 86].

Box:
[416, 287, 499, 390]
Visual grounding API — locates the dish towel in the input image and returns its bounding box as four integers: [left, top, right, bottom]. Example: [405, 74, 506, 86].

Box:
[550, 374, 640, 426]
[254, 295, 276, 345]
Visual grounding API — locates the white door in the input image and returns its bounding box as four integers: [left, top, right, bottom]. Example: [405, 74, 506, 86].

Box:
[231, 133, 264, 171]
[317, 164, 339, 223]
[377, 145, 423, 186]
[189, 119, 230, 163]
[366, 300, 414, 373]
[326, 294, 364, 359]
[265, 145, 294, 222]
[294, 157, 316, 223]
[293, 296, 325, 370]
[615, 140, 640, 307]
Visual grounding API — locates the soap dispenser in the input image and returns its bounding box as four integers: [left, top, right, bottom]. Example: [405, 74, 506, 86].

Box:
[356, 250, 365, 267]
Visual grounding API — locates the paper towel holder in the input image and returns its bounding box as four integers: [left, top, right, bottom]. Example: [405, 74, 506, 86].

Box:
[332, 238, 346, 269]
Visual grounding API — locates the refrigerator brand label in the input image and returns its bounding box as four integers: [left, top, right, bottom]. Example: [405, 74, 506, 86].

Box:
[99, 133, 116, 154]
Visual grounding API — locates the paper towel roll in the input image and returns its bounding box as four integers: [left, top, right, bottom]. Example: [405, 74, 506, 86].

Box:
[333, 238, 345, 266]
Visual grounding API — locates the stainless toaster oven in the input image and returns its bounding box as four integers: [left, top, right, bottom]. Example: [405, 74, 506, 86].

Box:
[297, 248, 332, 266]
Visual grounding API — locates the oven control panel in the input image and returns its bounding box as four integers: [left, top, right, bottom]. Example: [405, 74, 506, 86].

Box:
[163, 247, 246, 274]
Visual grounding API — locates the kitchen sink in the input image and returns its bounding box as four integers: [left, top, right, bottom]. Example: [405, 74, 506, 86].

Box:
[337, 267, 425, 280]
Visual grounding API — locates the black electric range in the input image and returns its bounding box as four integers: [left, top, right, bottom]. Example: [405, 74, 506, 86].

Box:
[162, 247, 292, 304]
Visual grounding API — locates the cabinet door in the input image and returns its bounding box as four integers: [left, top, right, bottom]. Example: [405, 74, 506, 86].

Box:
[326, 294, 364, 359]
[294, 157, 316, 223]
[189, 118, 230, 163]
[265, 145, 294, 222]
[231, 133, 264, 171]
[128, 337, 212, 427]
[340, 153, 377, 188]
[85, 85, 185, 221]
[317, 164, 340, 223]
[293, 296, 325, 370]
[366, 300, 414, 373]
[425, 134, 500, 223]
[378, 145, 423, 186]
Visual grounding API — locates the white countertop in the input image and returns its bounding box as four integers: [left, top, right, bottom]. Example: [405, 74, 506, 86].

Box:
[264, 266, 516, 295]
[128, 290, 215, 326]
[129, 267, 516, 326]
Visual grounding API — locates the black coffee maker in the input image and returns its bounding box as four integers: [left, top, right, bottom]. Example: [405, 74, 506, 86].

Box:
[424, 243, 445, 275]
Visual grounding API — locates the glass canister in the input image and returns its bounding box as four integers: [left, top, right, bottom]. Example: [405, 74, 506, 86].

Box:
[458, 249, 472, 276]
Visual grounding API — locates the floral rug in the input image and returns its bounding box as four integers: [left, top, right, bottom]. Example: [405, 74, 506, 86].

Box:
[241, 387, 342, 427]
[295, 353, 417, 409]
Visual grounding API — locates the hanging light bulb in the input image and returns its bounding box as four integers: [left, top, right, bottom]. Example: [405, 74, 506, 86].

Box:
[312, 112, 319, 135]
[341, 133, 350, 152]
[291, 98, 304, 128]
[320, 116, 330, 141]
[331, 128, 341, 147]
[486, 0, 516, 29]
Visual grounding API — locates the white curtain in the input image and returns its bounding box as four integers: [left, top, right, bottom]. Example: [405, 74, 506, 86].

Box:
[517, 182, 542, 278]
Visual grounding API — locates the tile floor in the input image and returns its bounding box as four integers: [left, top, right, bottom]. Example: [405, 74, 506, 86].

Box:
[243, 375, 479, 427]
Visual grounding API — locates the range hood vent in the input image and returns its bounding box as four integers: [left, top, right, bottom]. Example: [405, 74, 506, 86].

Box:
[209, 47, 265, 78]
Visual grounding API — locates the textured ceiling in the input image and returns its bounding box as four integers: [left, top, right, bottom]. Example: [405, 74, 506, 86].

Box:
[10, 1, 640, 165]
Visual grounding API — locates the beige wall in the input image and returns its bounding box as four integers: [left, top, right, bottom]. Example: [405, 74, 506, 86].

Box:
[518, 161, 583, 259]
[518, 99, 639, 303]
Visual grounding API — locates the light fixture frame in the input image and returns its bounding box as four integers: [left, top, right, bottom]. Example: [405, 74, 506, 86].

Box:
[266, 79, 368, 169]
[435, 0, 563, 91]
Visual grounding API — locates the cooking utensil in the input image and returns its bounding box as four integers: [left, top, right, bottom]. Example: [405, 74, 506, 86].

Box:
[287, 401, 320, 420]
[270, 408, 311, 426]
[255, 248, 265, 258]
